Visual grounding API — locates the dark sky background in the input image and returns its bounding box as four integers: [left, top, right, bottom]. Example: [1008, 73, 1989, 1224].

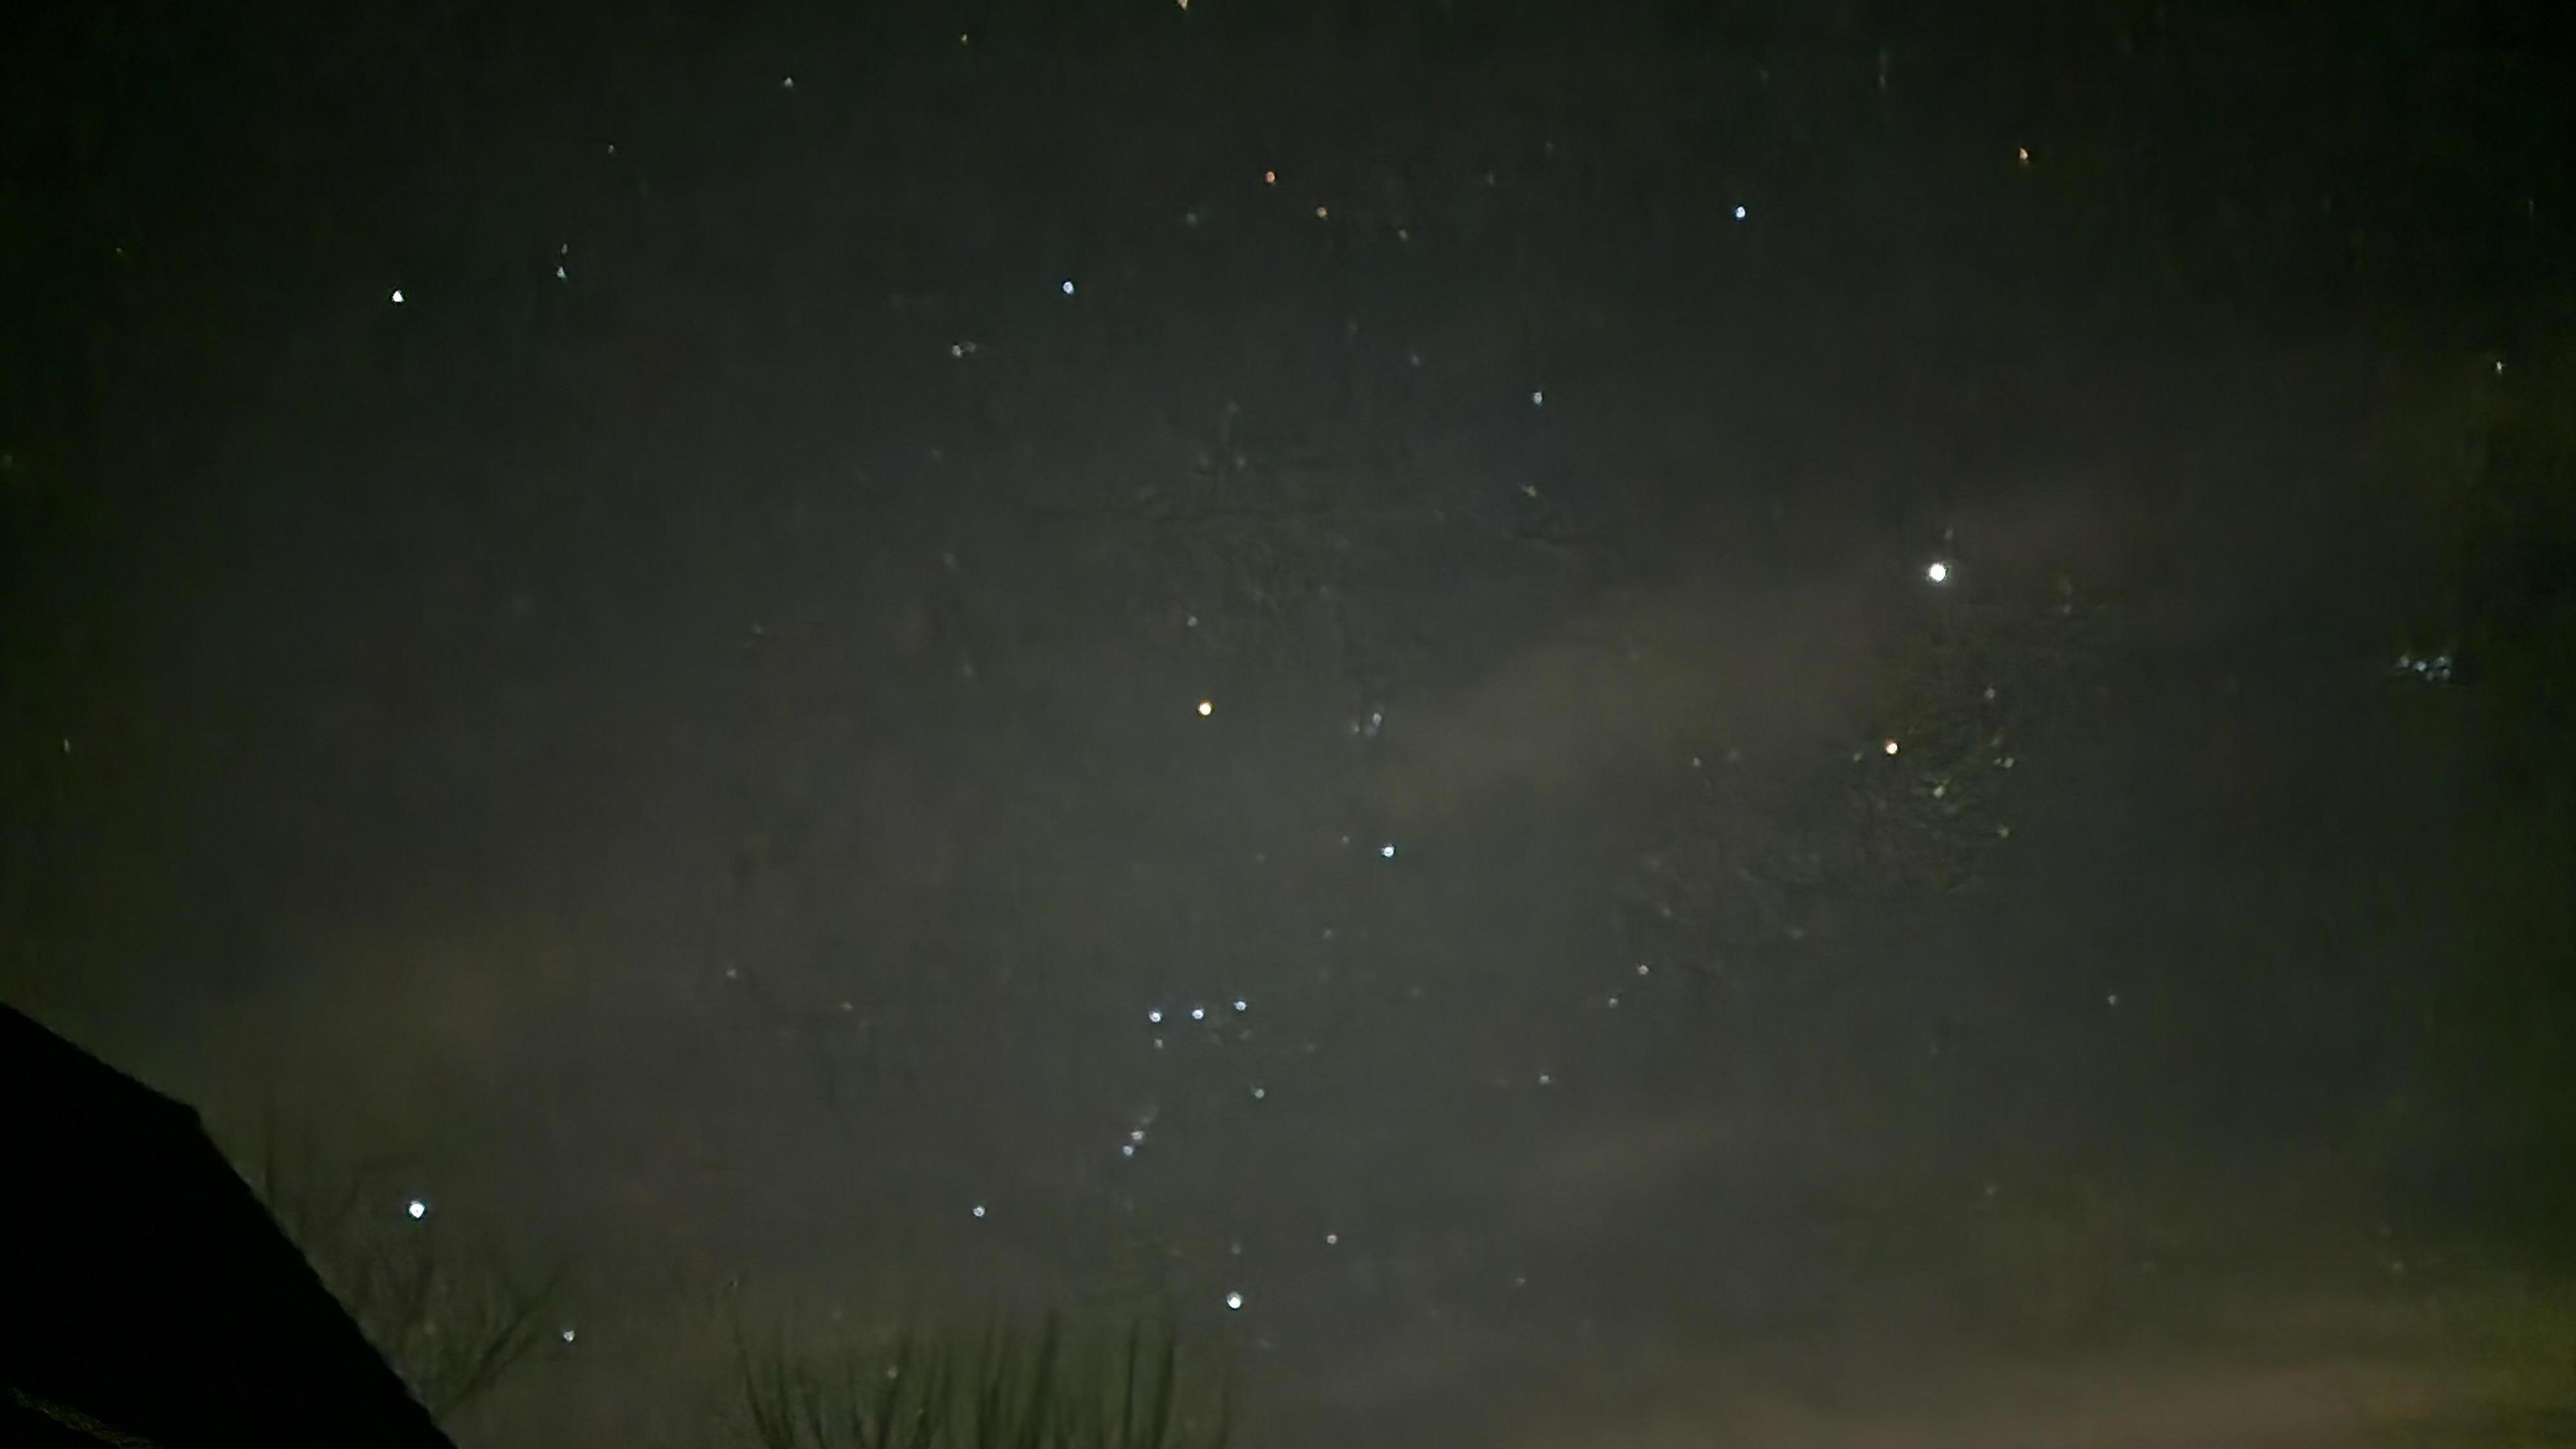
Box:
[8, 1, 2576, 1444]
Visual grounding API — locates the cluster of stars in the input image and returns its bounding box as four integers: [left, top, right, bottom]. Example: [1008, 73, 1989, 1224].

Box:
[646, 69, 2088, 1336]
[2393, 649, 2456, 684]
[274, 12, 2499, 1389]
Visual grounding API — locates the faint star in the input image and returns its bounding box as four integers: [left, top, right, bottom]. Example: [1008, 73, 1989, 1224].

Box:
[971, 1203, 987, 1218]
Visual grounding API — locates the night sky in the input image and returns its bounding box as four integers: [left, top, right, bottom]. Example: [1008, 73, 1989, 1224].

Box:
[8, 1, 2576, 1444]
